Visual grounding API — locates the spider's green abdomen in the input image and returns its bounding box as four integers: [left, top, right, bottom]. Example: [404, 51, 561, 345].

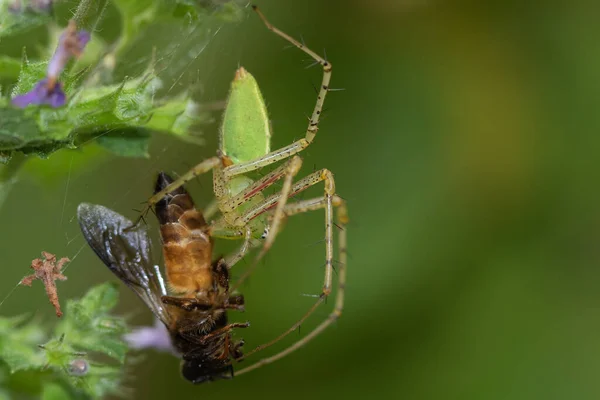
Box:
[220, 67, 271, 164]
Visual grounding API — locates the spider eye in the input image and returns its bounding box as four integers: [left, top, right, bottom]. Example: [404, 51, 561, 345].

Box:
[260, 227, 269, 239]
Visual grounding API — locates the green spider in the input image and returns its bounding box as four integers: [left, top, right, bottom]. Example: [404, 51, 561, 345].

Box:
[137, 5, 348, 374]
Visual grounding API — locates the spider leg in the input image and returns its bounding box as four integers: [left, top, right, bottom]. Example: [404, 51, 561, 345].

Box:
[231, 168, 337, 291]
[222, 6, 333, 178]
[235, 196, 348, 375]
[223, 226, 254, 270]
[131, 157, 221, 226]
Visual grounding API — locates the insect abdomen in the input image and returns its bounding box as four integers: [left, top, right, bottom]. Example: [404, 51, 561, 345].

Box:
[155, 173, 214, 295]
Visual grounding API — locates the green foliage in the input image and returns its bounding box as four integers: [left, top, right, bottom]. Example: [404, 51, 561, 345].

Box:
[112, 0, 244, 44]
[0, 53, 206, 160]
[0, 283, 129, 399]
[0, 0, 245, 211]
[0, 315, 45, 373]
[55, 284, 127, 363]
[1, 0, 245, 397]
[0, 0, 52, 39]
[0, 0, 244, 162]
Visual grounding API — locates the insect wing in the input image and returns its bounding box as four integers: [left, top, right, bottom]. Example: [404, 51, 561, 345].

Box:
[77, 203, 170, 325]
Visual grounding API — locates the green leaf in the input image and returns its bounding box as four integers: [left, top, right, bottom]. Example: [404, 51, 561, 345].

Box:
[0, 316, 46, 373]
[0, 108, 44, 151]
[0, 2, 246, 161]
[0, 343, 44, 373]
[0, 2, 52, 39]
[146, 97, 208, 145]
[69, 362, 122, 399]
[3, 58, 210, 158]
[38, 284, 129, 397]
[40, 336, 74, 367]
[110, 0, 245, 61]
[41, 382, 72, 400]
[0, 283, 130, 398]
[96, 128, 151, 157]
[112, 0, 243, 38]
[72, 283, 120, 317]
[55, 283, 128, 363]
[11, 57, 47, 95]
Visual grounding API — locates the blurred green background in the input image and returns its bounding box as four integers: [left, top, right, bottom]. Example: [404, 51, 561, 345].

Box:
[2, 0, 600, 399]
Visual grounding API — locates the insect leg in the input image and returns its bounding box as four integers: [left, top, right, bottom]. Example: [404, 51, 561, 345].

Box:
[235, 197, 348, 375]
[161, 296, 214, 311]
[199, 322, 250, 344]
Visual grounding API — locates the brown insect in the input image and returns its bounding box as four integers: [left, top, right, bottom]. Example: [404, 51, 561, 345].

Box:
[154, 172, 248, 381]
[78, 173, 248, 383]
[20, 251, 69, 317]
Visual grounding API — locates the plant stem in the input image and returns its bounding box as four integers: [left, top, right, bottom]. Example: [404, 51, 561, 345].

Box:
[69, 0, 109, 76]
[73, 0, 95, 26]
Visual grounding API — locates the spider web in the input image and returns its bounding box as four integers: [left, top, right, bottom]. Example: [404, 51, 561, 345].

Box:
[0, 0, 254, 317]
[0, 2, 336, 382]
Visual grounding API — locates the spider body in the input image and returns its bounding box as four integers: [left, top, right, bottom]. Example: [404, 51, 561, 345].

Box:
[96, 6, 349, 378]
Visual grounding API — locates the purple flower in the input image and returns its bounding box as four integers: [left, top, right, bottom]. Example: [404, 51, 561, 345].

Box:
[124, 318, 178, 355]
[8, 0, 54, 13]
[11, 20, 90, 109]
[47, 20, 90, 80]
[8, 0, 23, 13]
[29, 0, 54, 12]
[12, 78, 66, 108]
